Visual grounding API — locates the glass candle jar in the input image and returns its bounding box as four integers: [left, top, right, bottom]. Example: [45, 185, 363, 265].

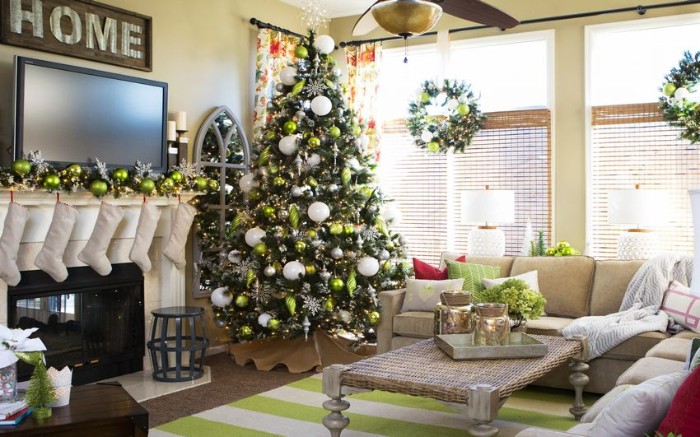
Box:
[474, 303, 511, 346]
[434, 291, 475, 336]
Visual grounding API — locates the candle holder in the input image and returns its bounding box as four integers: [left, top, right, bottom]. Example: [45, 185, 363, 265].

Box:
[474, 303, 510, 346]
[168, 129, 188, 168]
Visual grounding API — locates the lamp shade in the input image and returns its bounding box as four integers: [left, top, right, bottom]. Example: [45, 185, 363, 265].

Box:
[371, 0, 442, 37]
[461, 190, 515, 225]
[608, 189, 667, 227]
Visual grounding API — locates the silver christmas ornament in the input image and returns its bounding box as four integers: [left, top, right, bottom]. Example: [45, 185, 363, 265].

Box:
[328, 184, 339, 193]
[264, 265, 276, 277]
[303, 316, 311, 341]
[346, 251, 357, 259]
[378, 249, 390, 260]
[291, 186, 303, 197]
[215, 319, 227, 329]
[278, 210, 289, 220]
[331, 247, 344, 259]
[275, 82, 285, 92]
[320, 270, 331, 281]
[228, 250, 242, 263]
[296, 110, 306, 120]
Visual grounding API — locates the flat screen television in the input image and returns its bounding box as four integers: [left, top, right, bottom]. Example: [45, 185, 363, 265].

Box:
[13, 56, 168, 172]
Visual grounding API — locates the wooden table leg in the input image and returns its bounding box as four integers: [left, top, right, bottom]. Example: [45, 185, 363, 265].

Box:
[322, 364, 350, 436]
[568, 336, 590, 420]
[466, 384, 500, 437]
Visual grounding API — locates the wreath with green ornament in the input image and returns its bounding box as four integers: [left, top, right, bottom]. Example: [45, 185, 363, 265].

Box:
[659, 51, 700, 144]
[0, 151, 216, 198]
[406, 79, 485, 153]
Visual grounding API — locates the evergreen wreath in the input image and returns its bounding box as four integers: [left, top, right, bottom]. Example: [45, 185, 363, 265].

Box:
[659, 51, 700, 144]
[406, 79, 485, 153]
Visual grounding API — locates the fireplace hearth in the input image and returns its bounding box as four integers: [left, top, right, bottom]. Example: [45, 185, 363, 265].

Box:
[8, 263, 144, 385]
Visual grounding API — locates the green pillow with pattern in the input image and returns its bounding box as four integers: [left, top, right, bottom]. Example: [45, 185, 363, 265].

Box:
[446, 260, 500, 293]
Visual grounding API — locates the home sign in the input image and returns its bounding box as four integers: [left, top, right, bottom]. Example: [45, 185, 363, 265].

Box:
[1, 0, 152, 71]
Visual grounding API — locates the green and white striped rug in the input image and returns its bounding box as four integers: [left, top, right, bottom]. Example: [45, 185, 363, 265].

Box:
[152, 375, 599, 437]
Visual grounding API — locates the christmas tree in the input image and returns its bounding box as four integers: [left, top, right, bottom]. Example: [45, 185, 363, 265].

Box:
[208, 32, 408, 344]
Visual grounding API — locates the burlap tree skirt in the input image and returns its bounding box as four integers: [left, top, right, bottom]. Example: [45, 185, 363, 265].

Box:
[229, 332, 376, 373]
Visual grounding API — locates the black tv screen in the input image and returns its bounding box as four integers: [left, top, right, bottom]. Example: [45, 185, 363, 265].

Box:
[14, 56, 168, 171]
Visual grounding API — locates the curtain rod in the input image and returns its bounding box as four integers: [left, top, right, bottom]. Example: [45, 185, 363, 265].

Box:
[250, 18, 305, 39]
[339, 0, 700, 47]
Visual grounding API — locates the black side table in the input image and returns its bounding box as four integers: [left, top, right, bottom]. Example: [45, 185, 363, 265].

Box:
[147, 306, 209, 382]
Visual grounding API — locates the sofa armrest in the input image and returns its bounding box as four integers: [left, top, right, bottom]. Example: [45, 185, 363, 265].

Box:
[377, 288, 407, 354]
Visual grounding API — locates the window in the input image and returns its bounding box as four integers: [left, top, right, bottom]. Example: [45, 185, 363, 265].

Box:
[587, 14, 700, 259]
[377, 32, 553, 266]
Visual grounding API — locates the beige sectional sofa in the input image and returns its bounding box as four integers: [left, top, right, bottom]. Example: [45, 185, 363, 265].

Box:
[377, 253, 690, 394]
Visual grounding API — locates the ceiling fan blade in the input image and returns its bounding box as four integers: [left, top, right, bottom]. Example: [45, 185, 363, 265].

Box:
[438, 0, 519, 29]
[352, 1, 383, 36]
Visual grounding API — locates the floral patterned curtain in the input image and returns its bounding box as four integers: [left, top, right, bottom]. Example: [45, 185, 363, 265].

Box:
[345, 42, 382, 159]
[253, 28, 300, 140]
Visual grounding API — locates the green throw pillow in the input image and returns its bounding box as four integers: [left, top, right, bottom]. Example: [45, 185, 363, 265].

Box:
[446, 260, 500, 293]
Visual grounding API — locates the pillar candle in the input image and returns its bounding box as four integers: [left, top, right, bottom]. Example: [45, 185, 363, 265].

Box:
[167, 121, 177, 142]
[175, 111, 187, 131]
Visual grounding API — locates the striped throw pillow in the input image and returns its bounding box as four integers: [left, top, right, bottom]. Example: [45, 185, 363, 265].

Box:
[445, 260, 499, 293]
[661, 281, 700, 332]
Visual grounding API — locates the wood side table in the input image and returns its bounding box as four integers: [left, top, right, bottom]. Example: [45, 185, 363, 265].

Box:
[0, 382, 148, 436]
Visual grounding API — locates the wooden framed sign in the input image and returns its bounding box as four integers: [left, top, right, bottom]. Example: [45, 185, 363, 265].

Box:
[0, 0, 152, 71]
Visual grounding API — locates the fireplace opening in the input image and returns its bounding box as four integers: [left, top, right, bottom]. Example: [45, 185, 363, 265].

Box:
[8, 263, 145, 385]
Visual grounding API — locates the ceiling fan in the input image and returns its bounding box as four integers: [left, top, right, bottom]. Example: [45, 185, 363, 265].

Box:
[352, 0, 519, 38]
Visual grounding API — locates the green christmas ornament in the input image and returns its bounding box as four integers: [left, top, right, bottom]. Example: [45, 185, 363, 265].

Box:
[235, 294, 249, 307]
[368, 311, 380, 325]
[295, 45, 309, 58]
[308, 137, 321, 149]
[248, 188, 261, 201]
[11, 159, 31, 176]
[169, 170, 184, 183]
[194, 176, 208, 191]
[88, 179, 108, 196]
[246, 269, 256, 287]
[323, 298, 335, 311]
[329, 277, 345, 292]
[66, 164, 82, 177]
[663, 82, 677, 97]
[112, 167, 129, 182]
[328, 126, 341, 138]
[352, 124, 362, 136]
[264, 131, 276, 141]
[208, 179, 220, 191]
[292, 80, 305, 96]
[268, 165, 279, 174]
[457, 104, 470, 116]
[161, 177, 175, 191]
[253, 242, 268, 256]
[273, 176, 286, 187]
[307, 229, 317, 239]
[262, 205, 275, 218]
[283, 120, 297, 134]
[285, 295, 297, 315]
[375, 218, 389, 236]
[346, 268, 357, 296]
[426, 141, 440, 153]
[360, 186, 374, 198]
[267, 318, 280, 330]
[306, 177, 318, 188]
[140, 178, 155, 194]
[43, 174, 61, 190]
[343, 224, 355, 235]
[258, 146, 272, 165]
[289, 204, 300, 228]
[295, 240, 307, 252]
[340, 167, 351, 186]
[239, 325, 253, 337]
[232, 214, 243, 230]
[329, 223, 343, 235]
[305, 263, 316, 275]
[419, 91, 431, 103]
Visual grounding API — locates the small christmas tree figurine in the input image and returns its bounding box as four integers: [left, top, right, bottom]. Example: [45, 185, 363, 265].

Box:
[16, 351, 56, 421]
[207, 31, 408, 348]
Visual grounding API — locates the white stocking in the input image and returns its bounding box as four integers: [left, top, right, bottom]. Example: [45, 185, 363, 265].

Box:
[129, 202, 161, 273]
[78, 202, 125, 276]
[0, 202, 29, 286]
[34, 202, 79, 282]
[163, 202, 197, 270]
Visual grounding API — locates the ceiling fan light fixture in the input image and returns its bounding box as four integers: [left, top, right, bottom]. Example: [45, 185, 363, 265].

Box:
[371, 0, 443, 38]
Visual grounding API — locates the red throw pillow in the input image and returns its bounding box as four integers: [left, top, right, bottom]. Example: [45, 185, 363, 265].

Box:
[413, 255, 466, 280]
[656, 365, 700, 436]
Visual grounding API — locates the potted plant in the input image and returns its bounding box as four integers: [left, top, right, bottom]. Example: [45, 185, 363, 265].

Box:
[473, 279, 546, 329]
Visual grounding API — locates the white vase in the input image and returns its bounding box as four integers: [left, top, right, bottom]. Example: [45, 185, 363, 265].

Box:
[689, 189, 700, 293]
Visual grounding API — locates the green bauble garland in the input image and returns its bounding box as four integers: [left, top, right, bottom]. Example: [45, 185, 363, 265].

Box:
[406, 79, 485, 153]
[659, 51, 700, 144]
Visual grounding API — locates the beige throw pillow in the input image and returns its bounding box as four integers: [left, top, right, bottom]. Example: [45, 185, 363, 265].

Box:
[401, 278, 465, 312]
[482, 270, 540, 292]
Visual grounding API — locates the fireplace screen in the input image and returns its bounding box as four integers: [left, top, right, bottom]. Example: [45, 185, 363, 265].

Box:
[8, 264, 144, 385]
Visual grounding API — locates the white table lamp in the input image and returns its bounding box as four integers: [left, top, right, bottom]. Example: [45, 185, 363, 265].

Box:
[608, 185, 667, 260]
[461, 188, 515, 256]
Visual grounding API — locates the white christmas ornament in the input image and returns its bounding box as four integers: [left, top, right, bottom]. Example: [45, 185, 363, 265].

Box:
[258, 313, 273, 327]
[347, 158, 361, 171]
[307, 153, 321, 167]
[227, 250, 241, 263]
[264, 265, 276, 277]
[279, 135, 298, 155]
[675, 87, 690, 100]
[283, 261, 306, 280]
[382, 207, 402, 226]
[314, 35, 335, 54]
[378, 249, 390, 260]
[331, 247, 344, 259]
[245, 227, 266, 247]
[357, 256, 380, 276]
[291, 186, 303, 197]
[238, 174, 256, 193]
[339, 310, 351, 323]
[280, 67, 298, 86]
[311, 95, 332, 116]
[211, 287, 233, 307]
[308, 201, 330, 223]
[421, 130, 433, 142]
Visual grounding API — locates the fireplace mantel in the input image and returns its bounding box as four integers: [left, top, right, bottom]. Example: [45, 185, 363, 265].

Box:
[0, 190, 198, 328]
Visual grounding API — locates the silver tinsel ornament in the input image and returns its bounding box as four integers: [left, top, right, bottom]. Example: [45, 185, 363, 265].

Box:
[228, 250, 242, 263]
[278, 209, 289, 220]
[331, 247, 344, 259]
[264, 265, 276, 277]
[303, 316, 311, 341]
[320, 269, 331, 281]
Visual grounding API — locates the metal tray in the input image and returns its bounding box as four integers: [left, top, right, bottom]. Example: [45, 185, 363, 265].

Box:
[435, 332, 548, 360]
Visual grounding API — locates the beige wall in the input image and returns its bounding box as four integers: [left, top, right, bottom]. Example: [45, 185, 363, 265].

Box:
[330, 0, 700, 254]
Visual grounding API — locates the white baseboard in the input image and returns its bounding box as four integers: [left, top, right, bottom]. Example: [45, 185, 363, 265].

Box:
[206, 344, 228, 356]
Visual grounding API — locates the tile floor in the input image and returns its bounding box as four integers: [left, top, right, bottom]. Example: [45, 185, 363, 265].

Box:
[102, 366, 211, 402]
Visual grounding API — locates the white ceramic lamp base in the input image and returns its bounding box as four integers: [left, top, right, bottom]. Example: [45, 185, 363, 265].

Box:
[617, 231, 658, 260]
[468, 227, 505, 257]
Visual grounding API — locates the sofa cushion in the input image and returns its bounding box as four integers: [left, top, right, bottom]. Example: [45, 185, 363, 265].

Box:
[482, 270, 540, 292]
[657, 365, 700, 437]
[440, 253, 514, 275]
[588, 260, 644, 316]
[525, 316, 573, 336]
[670, 330, 700, 340]
[645, 337, 692, 361]
[510, 256, 596, 318]
[587, 371, 687, 437]
[393, 311, 434, 338]
[661, 280, 700, 331]
[413, 255, 466, 280]
[446, 260, 499, 293]
[601, 331, 670, 361]
[400, 278, 465, 312]
[580, 383, 633, 423]
[616, 357, 686, 385]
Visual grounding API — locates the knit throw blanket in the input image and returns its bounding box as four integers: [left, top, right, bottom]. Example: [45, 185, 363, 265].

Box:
[562, 254, 693, 360]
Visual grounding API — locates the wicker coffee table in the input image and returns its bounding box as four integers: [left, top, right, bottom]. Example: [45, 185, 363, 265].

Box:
[322, 335, 589, 437]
